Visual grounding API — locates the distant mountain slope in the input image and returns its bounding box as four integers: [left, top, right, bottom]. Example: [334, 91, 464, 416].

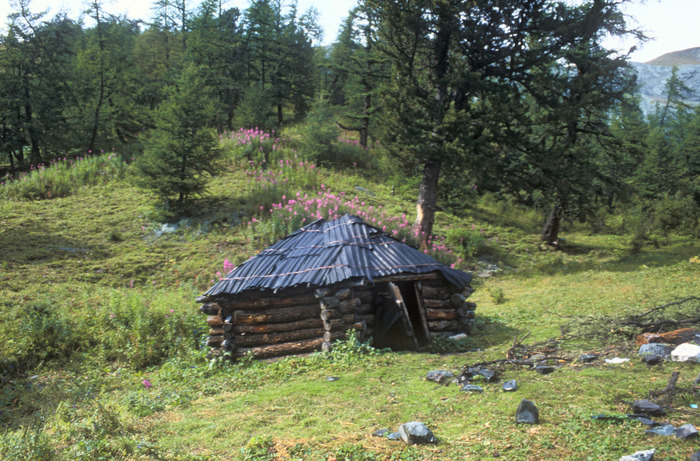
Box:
[631, 47, 700, 114]
[646, 47, 700, 66]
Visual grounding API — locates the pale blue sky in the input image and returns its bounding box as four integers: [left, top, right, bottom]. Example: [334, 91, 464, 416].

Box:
[1, 0, 698, 62]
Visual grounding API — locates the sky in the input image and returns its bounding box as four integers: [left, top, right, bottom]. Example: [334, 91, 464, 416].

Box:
[1, 0, 698, 62]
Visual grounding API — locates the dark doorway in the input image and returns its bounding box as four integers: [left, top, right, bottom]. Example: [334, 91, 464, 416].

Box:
[395, 281, 430, 346]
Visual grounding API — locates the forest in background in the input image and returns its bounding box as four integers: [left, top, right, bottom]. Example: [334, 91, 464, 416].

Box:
[1, 0, 698, 244]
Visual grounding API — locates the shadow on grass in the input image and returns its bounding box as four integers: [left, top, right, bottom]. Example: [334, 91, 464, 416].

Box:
[469, 314, 522, 348]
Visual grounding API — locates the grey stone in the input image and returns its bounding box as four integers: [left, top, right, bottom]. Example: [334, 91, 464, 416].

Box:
[502, 380, 517, 392]
[641, 355, 664, 365]
[638, 343, 673, 358]
[632, 400, 666, 416]
[372, 428, 389, 437]
[386, 432, 401, 441]
[645, 424, 676, 436]
[578, 354, 598, 363]
[460, 384, 484, 393]
[619, 448, 655, 461]
[690, 449, 700, 461]
[676, 423, 699, 439]
[398, 421, 437, 445]
[535, 364, 555, 374]
[671, 343, 700, 363]
[629, 416, 659, 426]
[515, 399, 539, 424]
[326, 376, 340, 382]
[426, 370, 454, 384]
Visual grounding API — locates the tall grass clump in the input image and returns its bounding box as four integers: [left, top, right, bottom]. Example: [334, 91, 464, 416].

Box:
[0, 153, 130, 200]
[221, 127, 290, 166]
[0, 284, 204, 375]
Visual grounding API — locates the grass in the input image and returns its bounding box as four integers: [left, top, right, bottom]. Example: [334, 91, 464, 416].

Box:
[0, 130, 699, 459]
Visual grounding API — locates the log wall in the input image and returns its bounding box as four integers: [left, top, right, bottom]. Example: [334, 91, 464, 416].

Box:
[196, 276, 474, 359]
[198, 284, 377, 359]
[419, 278, 476, 337]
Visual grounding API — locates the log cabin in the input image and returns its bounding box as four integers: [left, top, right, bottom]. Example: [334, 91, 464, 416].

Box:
[196, 214, 476, 359]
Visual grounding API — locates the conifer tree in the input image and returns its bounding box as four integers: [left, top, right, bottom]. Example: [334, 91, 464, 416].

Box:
[136, 63, 220, 204]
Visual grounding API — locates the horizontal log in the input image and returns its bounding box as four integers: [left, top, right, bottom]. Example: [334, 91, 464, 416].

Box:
[339, 298, 360, 314]
[421, 278, 453, 288]
[320, 296, 340, 309]
[423, 298, 451, 309]
[223, 292, 318, 310]
[314, 288, 332, 299]
[235, 328, 326, 347]
[336, 288, 352, 300]
[234, 338, 325, 359]
[421, 285, 452, 299]
[224, 330, 235, 340]
[320, 308, 340, 321]
[341, 313, 355, 324]
[353, 321, 367, 332]
[428, 320, 460, 331]
[200, 303, 220, 315]
[357, 303, 374, 314]
[425, 308, 459, 320]
[207, 315, 223, 327]
[221, 339, 235, 351]
[323, 330, 346, 343]
[323, 318, 346, 331]
[209, 328, 224, 336]
[233, 304, 320, 325]
[355, 291, 375, 304]
[207, 335, 224, 347]
[233, 318, 323, 335]
[355, 314, 375, 326]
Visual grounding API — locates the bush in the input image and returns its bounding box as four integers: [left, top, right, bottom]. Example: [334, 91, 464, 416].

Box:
[446, 226, 487, 257]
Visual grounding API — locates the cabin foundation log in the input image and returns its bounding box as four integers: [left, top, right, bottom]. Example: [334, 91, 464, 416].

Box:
[207, 315, 224, 327]
[235, 328, 327, 347]
[428, 320, 461, 331]
[320, 308, 341, 321]
[234, 338, 326, 359]
[423, 298, 452, 309]
[199, 303, 221, 315]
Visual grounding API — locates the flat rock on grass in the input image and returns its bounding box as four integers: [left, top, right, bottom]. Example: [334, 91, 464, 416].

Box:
[671, 343, 700, 362]
[638, 343, 673, 358]
[619, 448, 655, 461]
[398, 421, 437, 445]
[426, 370, 454, 384]
[675, 423, 699, 439]
[632, 400, 666, 417]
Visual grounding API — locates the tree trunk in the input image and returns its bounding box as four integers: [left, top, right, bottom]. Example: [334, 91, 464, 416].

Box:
[541, 200, 564, 245]
[414, 159, 442, 247]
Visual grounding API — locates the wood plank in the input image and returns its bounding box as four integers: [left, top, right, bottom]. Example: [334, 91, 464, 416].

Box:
[235, 328, 326, 347]
[233, 318, 323, 335]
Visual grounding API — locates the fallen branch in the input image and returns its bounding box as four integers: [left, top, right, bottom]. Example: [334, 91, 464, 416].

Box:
[632, 297, 699, 320]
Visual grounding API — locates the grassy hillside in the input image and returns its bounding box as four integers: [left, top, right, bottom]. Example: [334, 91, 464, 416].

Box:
[1, 134, 698, 460]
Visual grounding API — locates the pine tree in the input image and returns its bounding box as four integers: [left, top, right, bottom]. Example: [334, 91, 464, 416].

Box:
[136, 63, 220, 204]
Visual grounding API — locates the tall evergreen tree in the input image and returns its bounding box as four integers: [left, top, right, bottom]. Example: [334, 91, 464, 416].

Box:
[136, 63, 220, 204]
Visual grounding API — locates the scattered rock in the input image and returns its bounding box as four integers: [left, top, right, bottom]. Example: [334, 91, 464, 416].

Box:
[638, 343, 673, 358]
[629, 415, 659, 426]
[675, 423, 699, 439]
[619, 448, 655, 461]
[459, 366, 498, 383]
[372, 428, 389, 437]
[502, 380, 517, 392]
[641, 355, 664, 366]
[398, 421, 437, 445]
[460, 384, 484, 393]
[326, 376, 340, 382]
[645, 424, 676, 436]
[448, 333, 468, 341]
[578, 354, 598, 363]
[386, 432, 401, 441]
[671, 343, 700, 363]
[605, 357, 630, 364]
[515, 399, 539, 424]
[690, 449, 700, 461]
[535, 364, 555, 374]
[632, 400, 666, 417]
[426, 370, 455, 384]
